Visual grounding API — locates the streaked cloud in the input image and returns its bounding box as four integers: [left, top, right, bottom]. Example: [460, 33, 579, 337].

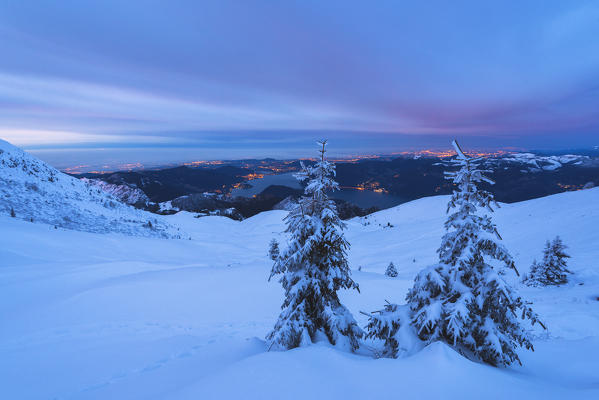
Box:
[0, 0, 597, 161]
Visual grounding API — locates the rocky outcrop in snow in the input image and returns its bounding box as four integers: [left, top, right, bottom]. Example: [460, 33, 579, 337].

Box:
[80, 178, 150, 207]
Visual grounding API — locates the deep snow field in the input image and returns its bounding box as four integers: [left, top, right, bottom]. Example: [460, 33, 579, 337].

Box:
[1, 188, 599, 399]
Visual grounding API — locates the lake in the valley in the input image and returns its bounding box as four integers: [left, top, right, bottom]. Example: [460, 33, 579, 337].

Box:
[230, 172, 406, 209]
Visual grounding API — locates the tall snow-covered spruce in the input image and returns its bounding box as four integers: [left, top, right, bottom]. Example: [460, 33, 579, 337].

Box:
[365, 140, 544, 366]
[267, 140, 362, 351]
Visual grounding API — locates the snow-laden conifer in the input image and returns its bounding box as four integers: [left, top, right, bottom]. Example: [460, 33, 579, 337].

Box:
[385, 262, 398, 277]
[268, 239, 280, 261]
[267, 140, 362, 351]
[524, 237, 571, 286]
[365, 140, 544, 366]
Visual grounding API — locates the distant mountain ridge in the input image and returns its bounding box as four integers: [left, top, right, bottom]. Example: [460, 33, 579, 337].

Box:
[81, 152, 599, 206]
[74, 150, 599, 219]
[333, 154, 598, 204]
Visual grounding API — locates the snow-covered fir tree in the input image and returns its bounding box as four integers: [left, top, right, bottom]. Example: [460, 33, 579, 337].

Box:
[366, 140, 544, 366]
[267, 140, 362, 352]
[385, 262, 398, 277]
[268, 239, 280, 261]
[524, 236, 571, 287]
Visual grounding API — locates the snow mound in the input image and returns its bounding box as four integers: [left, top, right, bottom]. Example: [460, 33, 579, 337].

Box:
[0, 139, 177, 237]
[168, 341, 590, 400]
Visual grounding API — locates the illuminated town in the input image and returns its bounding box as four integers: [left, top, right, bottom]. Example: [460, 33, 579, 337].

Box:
[62, 149, 513, 175]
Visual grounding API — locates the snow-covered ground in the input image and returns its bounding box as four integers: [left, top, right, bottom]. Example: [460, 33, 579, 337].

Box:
[1, 187, 599, 399]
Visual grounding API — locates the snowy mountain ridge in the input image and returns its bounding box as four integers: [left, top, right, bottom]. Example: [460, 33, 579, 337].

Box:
[0, 139, 178, 237]
[492, 152, 591, 171]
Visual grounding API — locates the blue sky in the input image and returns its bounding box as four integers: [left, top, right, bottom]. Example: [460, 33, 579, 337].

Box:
[1, 0, 598, 165]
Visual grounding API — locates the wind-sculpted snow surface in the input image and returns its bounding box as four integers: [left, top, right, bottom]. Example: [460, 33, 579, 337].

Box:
[0, 139, 177, 237]
[1, 185, 599, 399]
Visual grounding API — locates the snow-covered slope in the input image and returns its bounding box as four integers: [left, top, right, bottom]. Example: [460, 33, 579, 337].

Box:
[0, 139, 176, 237]
[1, 187, 599, 399]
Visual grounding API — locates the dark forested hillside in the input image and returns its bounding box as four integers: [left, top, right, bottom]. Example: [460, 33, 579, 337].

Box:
[80, 165, 250, 202]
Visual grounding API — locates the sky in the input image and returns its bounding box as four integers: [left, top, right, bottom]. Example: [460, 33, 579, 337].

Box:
[1, 0, 598, 167]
